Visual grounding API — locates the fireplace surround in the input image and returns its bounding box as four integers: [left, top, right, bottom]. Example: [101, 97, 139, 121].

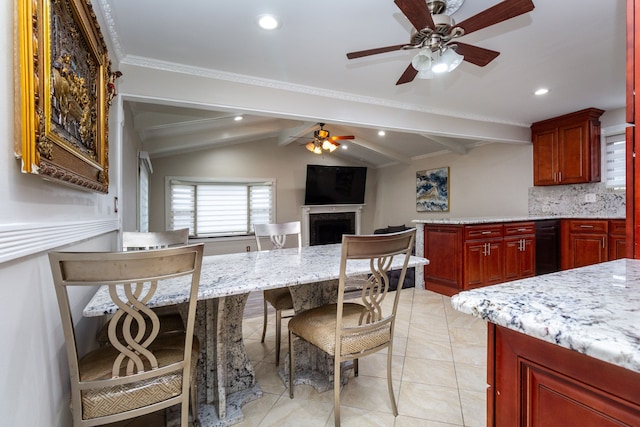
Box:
[301, 204, 363, 246]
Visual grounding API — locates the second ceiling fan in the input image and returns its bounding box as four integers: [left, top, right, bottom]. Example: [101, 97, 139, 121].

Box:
[346, 0, 535, 85]
[304, 123, 354, 155]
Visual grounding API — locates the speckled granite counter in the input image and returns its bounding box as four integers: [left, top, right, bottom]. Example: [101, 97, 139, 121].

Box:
[451, 258, 640, 374]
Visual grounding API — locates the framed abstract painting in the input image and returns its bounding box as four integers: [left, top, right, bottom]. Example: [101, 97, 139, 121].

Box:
[416, 167, 449, 212]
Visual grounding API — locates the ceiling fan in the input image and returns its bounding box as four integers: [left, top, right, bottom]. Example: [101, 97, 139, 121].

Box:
[346, 0, 535, 85]
[304, 123, 355, 155]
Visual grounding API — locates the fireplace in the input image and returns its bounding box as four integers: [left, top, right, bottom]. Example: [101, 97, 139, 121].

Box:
[309, 213, 355, 245]
[301, 204, 363, 246]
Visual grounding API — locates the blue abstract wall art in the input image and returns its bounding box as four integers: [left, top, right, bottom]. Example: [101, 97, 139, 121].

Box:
[416, 167, 449, 212]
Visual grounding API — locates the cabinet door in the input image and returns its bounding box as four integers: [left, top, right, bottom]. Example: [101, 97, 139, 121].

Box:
[520, 237, 536, 278]
[557, 122, 588, 184]
[504, 237, 535, 280]
[465, 241, 486, 288]
[533, 129, 557, 185]
[491, 325, 640, 427]
[568, 234, 607, 268]
[465, 240, 503, 289]
[424, 226, 463, 296]
[608, 219, 626, 260]
[484, 241, 504, 285]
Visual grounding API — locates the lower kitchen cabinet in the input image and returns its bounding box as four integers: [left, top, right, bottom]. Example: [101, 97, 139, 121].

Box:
[464, 224, 504, 289]
[489, 324, 640, 426]
[503, 222, 536, 281]
[561, 219, 609, 270]
[424, 222, 534, 296]
[423, 225, 464, 295]
[609, 219, 627, 260]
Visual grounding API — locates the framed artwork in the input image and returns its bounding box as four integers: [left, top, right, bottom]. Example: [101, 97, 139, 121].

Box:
[14, 0, 116, 193]
[416, 167, 450, 212]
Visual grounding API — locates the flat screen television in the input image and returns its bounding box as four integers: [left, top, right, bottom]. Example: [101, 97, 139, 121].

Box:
[304, 164, 367, 205]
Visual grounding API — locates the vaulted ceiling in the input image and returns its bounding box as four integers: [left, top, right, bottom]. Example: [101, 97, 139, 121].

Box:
[96, 0, 627, 167]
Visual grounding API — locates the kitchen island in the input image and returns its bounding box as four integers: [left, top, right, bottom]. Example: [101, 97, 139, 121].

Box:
[451, 259, 640, 425]
[413, 216, 625, 295]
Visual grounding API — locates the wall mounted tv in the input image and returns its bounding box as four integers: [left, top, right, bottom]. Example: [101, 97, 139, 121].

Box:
[304, 164, 367, 205]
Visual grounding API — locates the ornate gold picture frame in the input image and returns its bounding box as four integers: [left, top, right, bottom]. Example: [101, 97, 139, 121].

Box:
[15, 0, 113, 193]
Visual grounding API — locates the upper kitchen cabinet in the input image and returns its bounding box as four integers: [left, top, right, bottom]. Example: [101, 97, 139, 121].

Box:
[531, 108, 604, 186]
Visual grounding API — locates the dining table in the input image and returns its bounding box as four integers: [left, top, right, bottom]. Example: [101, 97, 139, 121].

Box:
[84, 242, 429, 426]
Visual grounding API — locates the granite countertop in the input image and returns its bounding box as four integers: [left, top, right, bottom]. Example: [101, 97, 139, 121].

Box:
[451, 258, 640, 374]
[84, 243, 429, 317]
[413, 215, 625, 225]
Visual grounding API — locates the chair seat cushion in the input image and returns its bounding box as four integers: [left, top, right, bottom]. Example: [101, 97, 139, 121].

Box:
[264, 287, 294, 311]
[289, 303, 391, 357]
[78, 333, 199, 419]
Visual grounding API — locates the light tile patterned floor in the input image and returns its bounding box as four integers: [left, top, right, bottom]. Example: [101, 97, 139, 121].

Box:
[238, 288, 487, 427]
[109, 288, 487, 427]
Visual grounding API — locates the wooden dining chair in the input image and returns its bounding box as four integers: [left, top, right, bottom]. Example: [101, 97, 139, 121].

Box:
[254, 221, 301, 366]
[96, 229, 190, 346]
[287, 229, 416, 427]
[49, 244, 204, 427]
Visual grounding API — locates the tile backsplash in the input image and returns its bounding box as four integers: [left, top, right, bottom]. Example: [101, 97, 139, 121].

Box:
[528, 183, 625, 218]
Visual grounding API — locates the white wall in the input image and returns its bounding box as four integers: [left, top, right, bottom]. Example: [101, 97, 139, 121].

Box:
[0, 3, 121, 426]
[148, 137, 378, 255]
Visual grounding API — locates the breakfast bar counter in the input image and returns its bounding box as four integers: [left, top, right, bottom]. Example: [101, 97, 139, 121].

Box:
[450, 259, 640, 425]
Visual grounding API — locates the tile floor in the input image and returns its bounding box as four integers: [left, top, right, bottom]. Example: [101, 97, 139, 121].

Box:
[109, 288, 488, 427]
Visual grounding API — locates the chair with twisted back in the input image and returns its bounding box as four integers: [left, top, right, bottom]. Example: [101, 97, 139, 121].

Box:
[96, 229, 190, 346]
[49, 244, 204, 427]
[122, 229, 189, 251]
[287, 229, 416, 427]
[254, 221, 301, 366]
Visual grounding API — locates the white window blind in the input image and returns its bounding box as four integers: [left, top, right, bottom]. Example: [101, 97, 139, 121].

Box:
[168, 178, 274, 237]
[605, 133, 626, 189]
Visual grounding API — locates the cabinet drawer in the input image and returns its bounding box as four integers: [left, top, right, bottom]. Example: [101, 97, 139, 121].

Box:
[609, 219, 626, 236]
[504, 222, 535, 236]
[567, 220, 608, 233]
[464, 224, 503, 240]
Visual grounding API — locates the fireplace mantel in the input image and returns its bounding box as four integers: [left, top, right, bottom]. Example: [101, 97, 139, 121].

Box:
[301, 204, 363, 246]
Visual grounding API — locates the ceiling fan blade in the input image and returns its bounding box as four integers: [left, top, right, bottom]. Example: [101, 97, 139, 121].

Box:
[346, 44, 407, 59]
[454, 42, 500, 67]
[394, 0, 435, 31]
[331, 135, 355, 141]
[396, 63, 418, 85]
[456, 0, 534, 36]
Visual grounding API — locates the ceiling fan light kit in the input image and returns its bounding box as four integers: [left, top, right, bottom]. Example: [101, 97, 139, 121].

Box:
[345, 0, 535, 84]
[304, 123, 354, 155]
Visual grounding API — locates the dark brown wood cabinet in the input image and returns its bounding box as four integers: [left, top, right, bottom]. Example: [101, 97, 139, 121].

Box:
[464, 224, 504, 289]
[503, 222, 535, 281]
[609, 219, 627, 260]
[423, 225, 464, 296]
[489, 324, 640, 426]
[531, 108, 604, 186]
[561, 219, 609, 270]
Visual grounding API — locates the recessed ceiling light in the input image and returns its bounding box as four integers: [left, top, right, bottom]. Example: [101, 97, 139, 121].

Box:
[257, 14, 280, 30]
[378, 130, 386, 136]
[234, 115, 243, 121]
[341, 145, 348, 150]
[534, 88, 549, 96]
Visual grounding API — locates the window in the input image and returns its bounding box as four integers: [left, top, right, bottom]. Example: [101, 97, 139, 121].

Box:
[605, 132, 626, 190]
[138, 152, 152, 232]
[167, 177, 275, 237]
